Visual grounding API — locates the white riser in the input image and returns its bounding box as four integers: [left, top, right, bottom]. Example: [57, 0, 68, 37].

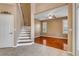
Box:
[17, 40, 32, 42]
[20, 34, 30, 35]
[19, 34, 30, 36]
[18, 37, 30, 39]
[22, 27, 30, 28]
[19, 35, 30, 37]
[21, 29, 31, 31]
[21, 30, 31, 31]
[17, 42, 34, 46]
[19, 34, 30, 35]
[20, 32, 30, 34]
[20, 31, 30, 32]
[20, 33, 30, 34]
[20, 30, 30, 32]
[21, 28, 31, 30]
[22, 27, 31, 28]
[19, 34, 30, 37]
[18, 38, 31, 40]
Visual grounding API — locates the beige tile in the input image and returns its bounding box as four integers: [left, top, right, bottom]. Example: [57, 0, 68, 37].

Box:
[0, 43, 69, 56]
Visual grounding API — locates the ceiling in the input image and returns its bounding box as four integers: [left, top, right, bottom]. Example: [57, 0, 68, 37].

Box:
[35, 3, 67, 14]
[35, 5, 68, 20]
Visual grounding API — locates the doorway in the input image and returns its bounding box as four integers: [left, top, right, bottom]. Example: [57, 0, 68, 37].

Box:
[34, 3, 68, 51]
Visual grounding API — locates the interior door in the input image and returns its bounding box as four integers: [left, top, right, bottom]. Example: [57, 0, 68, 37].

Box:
[0, 14, 14, 48]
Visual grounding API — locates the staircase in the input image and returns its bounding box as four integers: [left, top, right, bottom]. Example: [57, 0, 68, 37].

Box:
[17, 26, 33, 46]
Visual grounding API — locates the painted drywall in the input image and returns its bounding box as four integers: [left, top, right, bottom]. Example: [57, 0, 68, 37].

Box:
[41, 19, 68, 39]
[20, 3, 31, 26]
[35, 19, 41, 38]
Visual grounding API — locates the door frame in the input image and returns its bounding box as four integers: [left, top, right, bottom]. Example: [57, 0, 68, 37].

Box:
[67, 3, 76, 56]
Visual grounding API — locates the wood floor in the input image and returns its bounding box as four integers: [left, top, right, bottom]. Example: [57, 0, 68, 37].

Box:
[35, 36, 67, 50]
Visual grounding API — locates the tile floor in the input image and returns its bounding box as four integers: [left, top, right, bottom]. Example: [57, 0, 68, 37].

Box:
[0, 43, 69, 56]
